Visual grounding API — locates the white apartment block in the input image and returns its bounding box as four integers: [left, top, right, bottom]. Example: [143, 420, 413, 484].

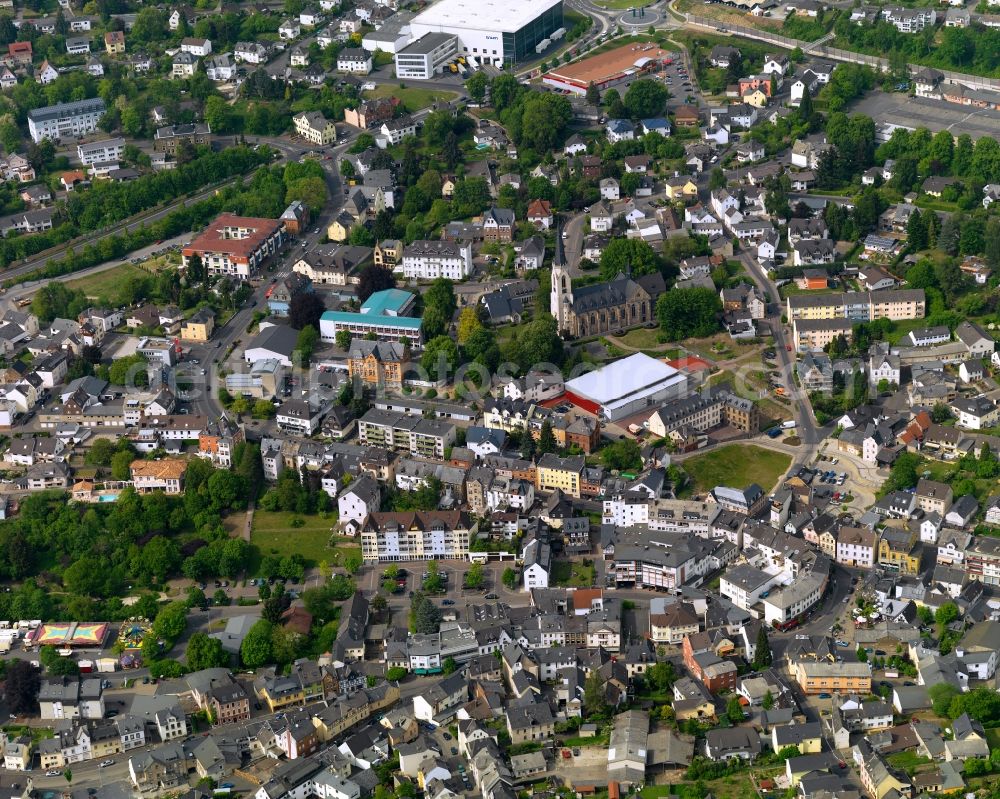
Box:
[401, 240, 472, 280]
[28, 98, 106, 143]
[77, 137, 125, 166]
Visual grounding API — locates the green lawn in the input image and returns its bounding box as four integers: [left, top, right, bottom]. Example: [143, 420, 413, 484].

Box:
[594, 0, 650, 9]
[551, 559, 596, 587]
[614, 327, 672, 351]
[886, 751, 932, 774]
[367, 84, 459, 113]
[64, 255, 172, 303]
[681, 444, 792, 495]
[250, 511, 359, 569]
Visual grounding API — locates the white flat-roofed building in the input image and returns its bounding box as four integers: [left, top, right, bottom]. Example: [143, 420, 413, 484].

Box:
[28, 98, 106, 142]
[401, 240, 472, 280]
[77, 137, 125, 166]
[408, 0, 563, 68]
[564, 352, 688, 421]
[761, 572, 825, 626]
[394, 32, 458, 79]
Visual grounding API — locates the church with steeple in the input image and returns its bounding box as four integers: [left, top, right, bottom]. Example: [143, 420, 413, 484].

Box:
[551, 225, 665, 339]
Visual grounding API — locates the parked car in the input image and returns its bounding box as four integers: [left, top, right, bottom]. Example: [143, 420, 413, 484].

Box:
[99, 760, 114, 768]
[45, 771, 62, 777]
[817, 693, 832, 699]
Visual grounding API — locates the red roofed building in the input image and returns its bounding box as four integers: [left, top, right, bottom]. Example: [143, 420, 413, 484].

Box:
[7, 41, 32, 66]
[527, 199, 553, 229]
[899, 410, 932, 450]
[182, 213, 286, 279]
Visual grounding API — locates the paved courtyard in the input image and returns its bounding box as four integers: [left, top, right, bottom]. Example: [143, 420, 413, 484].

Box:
[851, 89, 1000, 140]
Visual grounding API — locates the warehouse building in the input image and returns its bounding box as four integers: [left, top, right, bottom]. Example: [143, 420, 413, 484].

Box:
[563, 353, 688, 422]
[407, 0, 563, 69]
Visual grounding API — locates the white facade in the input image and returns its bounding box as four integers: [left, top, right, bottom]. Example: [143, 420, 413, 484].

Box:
[401, 241, 472, 280]
[394, 33, 458, 80]
[77, 137, 125, 166]
[28, 98, 106, 143]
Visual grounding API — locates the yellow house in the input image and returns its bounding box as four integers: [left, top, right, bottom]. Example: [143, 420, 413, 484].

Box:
[293, 111, 337, 146]
[665, 177, 698, 201]
[441, 176, 456, 198]
[878, 526, 921, 575]
[861, 750, 913, 799]
[772, 722, 822, 754]
[742, 89, 769, 108]
[327, 212, 352, 243]
[534, 453, 583, 498]
[817, 529, 836, 558]
[256, 675, 306, 713]
[105, 30, 125, 54]
[374, 239, 402, 268]
[180, 307, 215, 342]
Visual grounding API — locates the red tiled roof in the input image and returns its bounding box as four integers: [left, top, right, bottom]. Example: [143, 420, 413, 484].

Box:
[183, 214, 283, 262]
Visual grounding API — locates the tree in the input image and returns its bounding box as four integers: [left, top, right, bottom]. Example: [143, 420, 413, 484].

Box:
[296, 325, 319, 366]
[502, 567, 518, 589]
[709, 168, 727, 190]
[726, 696, 745, 724]
[410, 593, 442, 635]
[241, 619, 274, 667]
[583, 670, 606, 718]
[586, 82, 601, 106]
[601, 439, 641, 471]
[420, 335, 459, 375]
[797, 85, 814, 123]
[289, 292, 326, 331]
[645, 661, 674, 692]
[538, 421, 557, 454]
[464, 562, 484, 589]
[186, 632, 229, 671]
[4, 660, 40, 715]
[491, 73, 522, 112]
[442, 657, 457, 675]
[386, 666, 407, 681]
[657, 288, 721, 340]
[930, 683, 960, 717]
[344, 550, 363, 575]
[599, 238, 659, 280]
[336, 330, 351, 350]
[752, 626, 773, 670]
[456, 306, 483, 344]
[466, 71, 488, 104]
[624, 79, 668, 118]
[883, 451, 921, 493]
[153, 601, 188, 645]
[856, 646, 868, 663]
[762, 690, 774, 710]
[935, 602, 959, 628]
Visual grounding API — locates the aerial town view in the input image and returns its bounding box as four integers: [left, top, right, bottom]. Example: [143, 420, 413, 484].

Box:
[5, 1, 1000, 799]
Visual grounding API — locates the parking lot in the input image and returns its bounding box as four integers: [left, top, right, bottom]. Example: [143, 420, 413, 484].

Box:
[851, 89, 1000, 141]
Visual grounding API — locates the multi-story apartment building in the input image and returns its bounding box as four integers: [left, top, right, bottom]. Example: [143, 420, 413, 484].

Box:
[359, 510, 475, 561]
[535, 453, 585, 498]
[792, 317, 855, 352]
[787, 290, 925, 322]
[357, 408, 455, 458]
[836, 526, 877, 568]
[182, 214, 285, 279]
[77, 137, 125, 166]
[28, 98, 106, 142]
[347, 340, 407, 392]
[646, 389, 759, 437]
[878, 526, 922, 575]
[794, 661, 872, 694]
[401, 240, 473, 280]
[293, 111, 337, 146]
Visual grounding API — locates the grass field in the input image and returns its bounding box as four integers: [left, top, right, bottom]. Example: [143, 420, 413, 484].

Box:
[681, 444, 791, 495]
[367, 84, 459, 113]
[250, 511, 359, 569]
[640, 774, 757, 799]
[551, 559, 597, 587]
[64, 255, 173, 302]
